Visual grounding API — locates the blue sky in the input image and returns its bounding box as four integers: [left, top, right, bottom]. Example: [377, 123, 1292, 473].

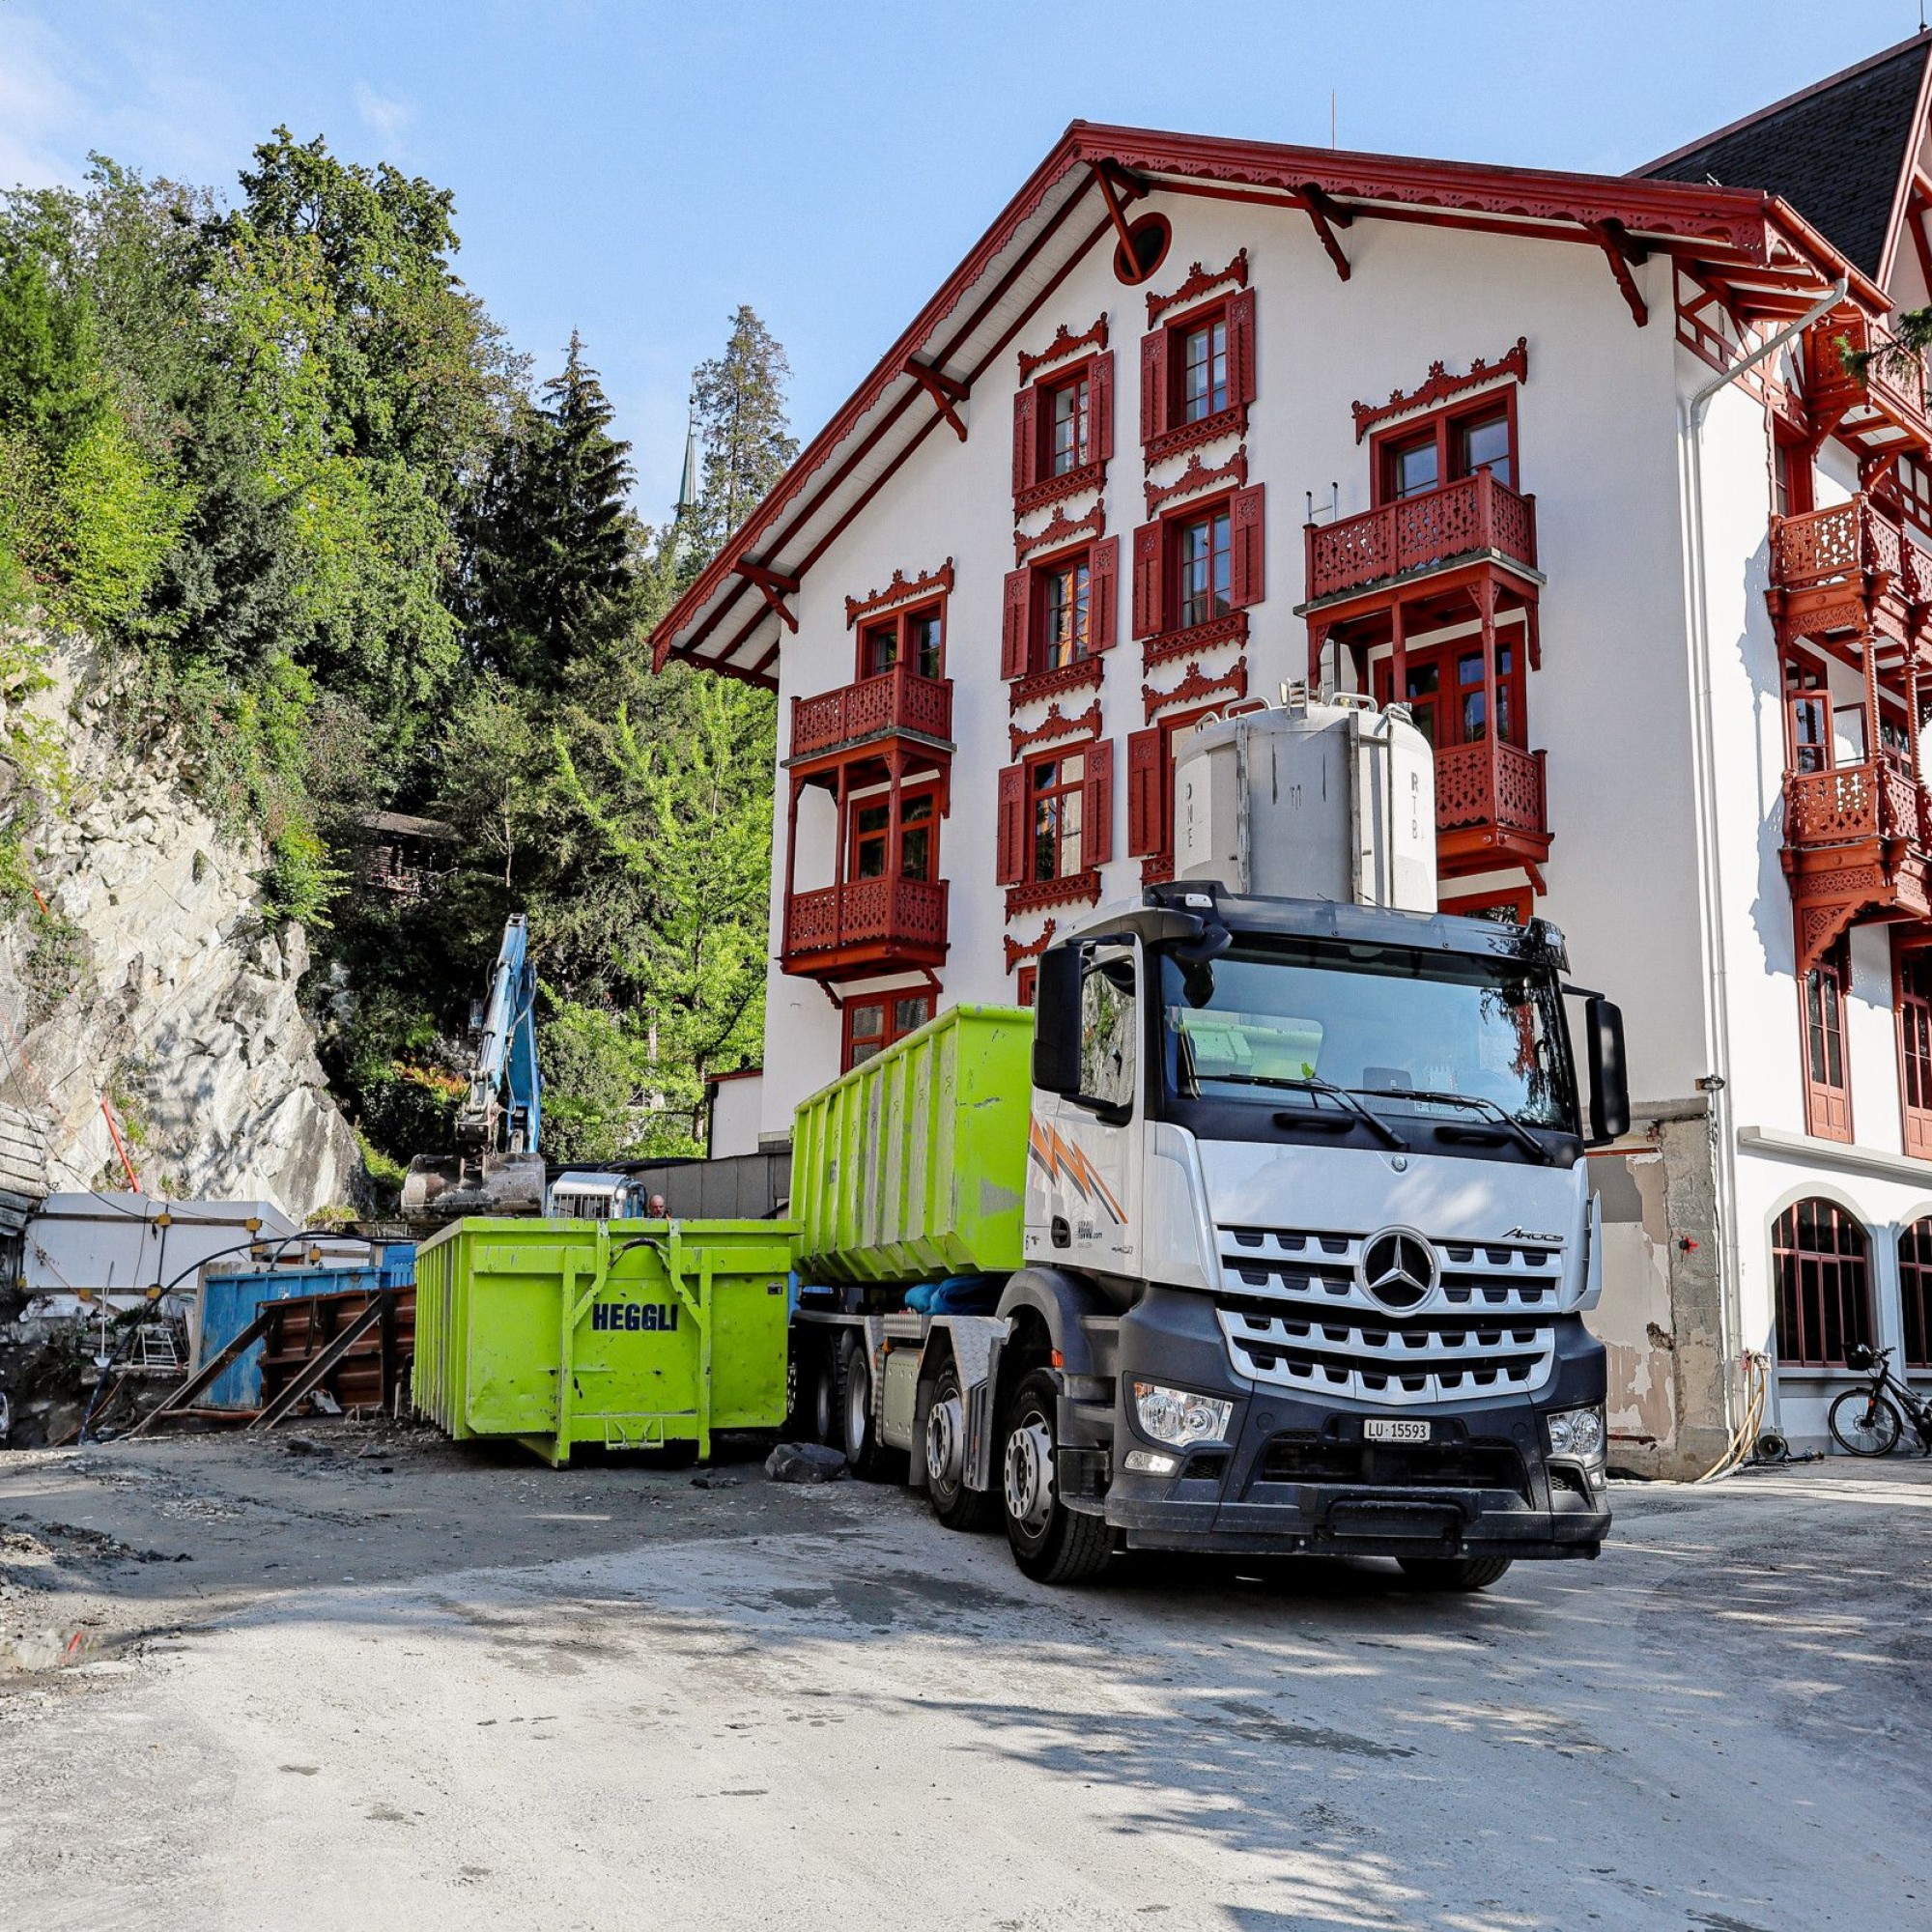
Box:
[1, 1, 1920, 515]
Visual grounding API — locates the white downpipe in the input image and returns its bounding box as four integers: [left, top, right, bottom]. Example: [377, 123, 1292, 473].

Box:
[1674, 274, 1846, 1435]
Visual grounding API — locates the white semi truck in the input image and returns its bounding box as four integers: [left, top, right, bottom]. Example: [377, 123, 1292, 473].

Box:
[790, 691, 1628, 1588]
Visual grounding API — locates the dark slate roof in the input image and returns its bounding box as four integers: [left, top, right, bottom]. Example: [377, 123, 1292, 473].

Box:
[1639, 36, 1929, 278]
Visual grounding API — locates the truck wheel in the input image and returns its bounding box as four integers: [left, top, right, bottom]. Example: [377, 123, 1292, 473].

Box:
[1000, 1369, 1113, 1585]
[810, 1348, 838, 1447]
[925, 1359, 995, 1532]
[1397, 1555, 1513, 1591]
[838, 1332, 888, 1479]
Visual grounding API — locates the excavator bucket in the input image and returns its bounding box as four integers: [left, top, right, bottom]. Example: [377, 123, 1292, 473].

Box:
[401, 1152, 547, 1223]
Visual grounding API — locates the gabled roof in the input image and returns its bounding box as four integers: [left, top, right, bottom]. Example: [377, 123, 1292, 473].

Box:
[651, 123, 1875, 687]
[1638, 33, 1932, 282]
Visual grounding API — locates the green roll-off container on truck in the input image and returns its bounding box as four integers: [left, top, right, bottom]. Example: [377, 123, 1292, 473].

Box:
[412, 1217, 799, 1465]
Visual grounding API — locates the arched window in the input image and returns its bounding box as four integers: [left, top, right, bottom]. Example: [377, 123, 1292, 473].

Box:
[1897, 1219, 1932, 1370]
[1772, 1200, 1873, 1367]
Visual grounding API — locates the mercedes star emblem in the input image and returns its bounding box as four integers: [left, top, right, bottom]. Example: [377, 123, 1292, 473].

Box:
[1358, 1228, 1438, 1310]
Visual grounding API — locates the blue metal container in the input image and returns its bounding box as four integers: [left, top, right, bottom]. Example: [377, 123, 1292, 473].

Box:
[196, 1244, 414, 1409]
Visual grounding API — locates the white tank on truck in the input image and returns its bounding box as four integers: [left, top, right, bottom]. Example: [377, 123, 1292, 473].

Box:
[783, 692, 1629, 1590]
[1173, 689, 1435, 911]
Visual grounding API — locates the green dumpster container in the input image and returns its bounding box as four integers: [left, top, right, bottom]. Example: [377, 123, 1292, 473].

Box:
[792, 1004, 1034, 1283]
[411, 1218, 799, 1466]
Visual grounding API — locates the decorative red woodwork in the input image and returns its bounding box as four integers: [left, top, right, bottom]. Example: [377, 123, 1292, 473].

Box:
[1005, 870, 1102, 918]
[903, 356, 970, 441]
[1010, 655, 1106, 708]
[1143, 655, 1248, 724]
[1144, 611, 1248, 669]
[735, 560, 800, 633]
[996, 764, 1026, 885]
[1305, 469, 1538, 604]
[789, 666, 954, 764]
[1585, 219, 1649, 327]
[1767, 497, 1932, 656]
[1352, 339, 1529, 442]
[1229, 483, 1265, 608]
[1131, 522, 1163, 639]
[1146, 248, 1249, 325]
[1011, 386, 1038, 495]
[1004, 919, 1059, 974]
[1294, 185, 1352, 281]
[1146, 445, 1247, 517]
[781, 877, 951, 979]
[1126, 727, 1163, 856]
[1018, 315, 1110, 384]
[1083, 738, 1115, 868]
[1803, 306, 1932, 459]
[1091, 534, 1120, 651]
[1002, 568, 1030, 679]
[1010, 699, 1102, 759]
[1435, 739, 1552, 876]
[844, 559, 955, 628]
[1782, 759, 1932, 976]
[1140, 286, 1256, 464]
[1015, 501, 1106, 562]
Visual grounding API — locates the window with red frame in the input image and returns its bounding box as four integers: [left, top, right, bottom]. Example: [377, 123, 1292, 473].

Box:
[1898, 1218, 1932, 1368]
[1130, 488, 1265, 641]
[1012, 352, 1114, 507]
[996, 740, 1114, 888]
[846, 786, 938, 884]
[1371, 394, 1518, 508]
[1373, 635, 1526, 750]
[1015, 965, 1037, 1008]
[1140, 291, 1255, 455]
[858, 600, 944, 681]
[1772, 1198, 1873, 1367]
[843, 992, 933, 1071]
[1802, 940, 1853, 1142]
[1127, 704, 1221, 871]
[1774, 431, 1816, 521]
[1899, 950, 1932, 1159]
[1002, 540, 1119, 683]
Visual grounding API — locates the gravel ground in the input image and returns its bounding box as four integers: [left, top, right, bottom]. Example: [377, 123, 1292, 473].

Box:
[0, 1426, 1927, 1932]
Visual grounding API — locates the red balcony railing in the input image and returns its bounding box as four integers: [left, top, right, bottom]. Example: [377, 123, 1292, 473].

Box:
[781, 876, 950, 972]
[1435, 738, 1548, 838]
[1806, 309, 1932, 444]
[789, 667, 953, 762]
[1769, 497, 1932, 605]
[1783, 760, 1925, 852]
[1305, 469, 1538, 603]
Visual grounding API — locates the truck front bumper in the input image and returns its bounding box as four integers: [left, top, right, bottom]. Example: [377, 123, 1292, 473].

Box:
[1087, 1286, 1611, 1561]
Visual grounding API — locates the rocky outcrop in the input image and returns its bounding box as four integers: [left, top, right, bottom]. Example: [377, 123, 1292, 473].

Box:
[0, 639, 362, 1220]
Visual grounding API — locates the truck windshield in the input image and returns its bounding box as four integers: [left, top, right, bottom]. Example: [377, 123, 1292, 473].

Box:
[1158, 938, 1576, 1138]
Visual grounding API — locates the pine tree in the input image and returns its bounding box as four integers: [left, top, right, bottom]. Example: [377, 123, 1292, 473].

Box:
[462, 331, 635, 688]
[688, 305, 798, 567]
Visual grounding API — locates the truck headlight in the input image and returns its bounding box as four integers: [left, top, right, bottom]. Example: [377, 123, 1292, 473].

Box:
[1132, 1380, 1232, 1448]
[1547, 1406, 1605, 1459]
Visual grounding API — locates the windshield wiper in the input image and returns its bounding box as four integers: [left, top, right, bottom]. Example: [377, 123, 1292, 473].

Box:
[1269, 1074, 1408, 1151]
[1356, 1087, 1553, 1163]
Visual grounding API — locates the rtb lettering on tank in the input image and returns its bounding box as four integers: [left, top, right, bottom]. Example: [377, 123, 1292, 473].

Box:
[588, 1301, 680, 1333]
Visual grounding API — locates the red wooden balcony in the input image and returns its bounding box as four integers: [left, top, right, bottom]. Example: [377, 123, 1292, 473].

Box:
[1804, 308, 1932, 458]
[1768, 497, 1932, 654]
[1435, 738, 1552, 878]
[780, 876, 950, 980]
[789, 667, 953, 765]
[1782, 759, 1932, 974]
[1305, 470, 1538, 605]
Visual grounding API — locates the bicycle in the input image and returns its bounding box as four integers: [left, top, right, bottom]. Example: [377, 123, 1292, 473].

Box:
[1827, 1345, 1932, 1457]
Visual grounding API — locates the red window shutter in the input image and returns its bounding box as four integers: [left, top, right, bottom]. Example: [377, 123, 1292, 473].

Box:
[1091, 350, 1115, 463]
[1229, 485, 1266, 609]
[1090, 536, 1120, 651]
[996, 763, 1027, 885]
[1001, 567, 1031, 679]
[1228, 288, 1257, 408]
[1126, 727, 1165, 857]
[1012, 385, 1038, 496]
[1140, 329, 1168, 445]
[1131, 521, 1164, 639]
[1081, 737, 1115, 869]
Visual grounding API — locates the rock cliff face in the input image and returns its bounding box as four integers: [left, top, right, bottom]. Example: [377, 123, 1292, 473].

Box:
[0, 639, 362, 1220]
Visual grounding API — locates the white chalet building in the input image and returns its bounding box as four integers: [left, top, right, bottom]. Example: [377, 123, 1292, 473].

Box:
[655, 36, 1932, 1472]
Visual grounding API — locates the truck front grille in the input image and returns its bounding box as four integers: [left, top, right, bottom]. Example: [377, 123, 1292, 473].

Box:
[1260, 1434, 1532, 1503]
[1214, 1224, 1563, 1405]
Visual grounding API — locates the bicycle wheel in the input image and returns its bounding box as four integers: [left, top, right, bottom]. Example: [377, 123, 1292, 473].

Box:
[1829, 1387, 1902, 1457]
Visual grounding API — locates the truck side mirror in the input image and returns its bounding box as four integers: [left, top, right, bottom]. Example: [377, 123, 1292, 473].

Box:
[1585, 996, 1630, 1143]
[1033, 946, 1082, 1096]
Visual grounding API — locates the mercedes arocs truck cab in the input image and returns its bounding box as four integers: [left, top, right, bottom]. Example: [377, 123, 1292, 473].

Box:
[789, 693, 1629, 1588]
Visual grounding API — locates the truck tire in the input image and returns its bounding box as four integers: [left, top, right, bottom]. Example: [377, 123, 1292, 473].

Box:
[838, 1332, 890, 1479]
[1397, 1555, 1513, 1591]
[810, 1346, 838, 1447]
[999, 1369, 1113, 1584]
[925, 1358, 995, 1532]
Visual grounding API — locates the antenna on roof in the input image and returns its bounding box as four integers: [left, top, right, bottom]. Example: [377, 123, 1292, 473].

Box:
[1330, 90, 1337, 149]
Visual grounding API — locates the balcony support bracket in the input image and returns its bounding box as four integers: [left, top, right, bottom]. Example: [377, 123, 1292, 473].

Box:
[1587, 221, 1649, 327]
[736, 560, 801, 634]
[904, 357, 971, 442]
[1295, 185, 1353, 282]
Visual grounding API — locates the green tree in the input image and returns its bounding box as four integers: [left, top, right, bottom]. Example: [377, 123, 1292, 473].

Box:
[462, 333, 636, 689]
[689, 304, 797, 568]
